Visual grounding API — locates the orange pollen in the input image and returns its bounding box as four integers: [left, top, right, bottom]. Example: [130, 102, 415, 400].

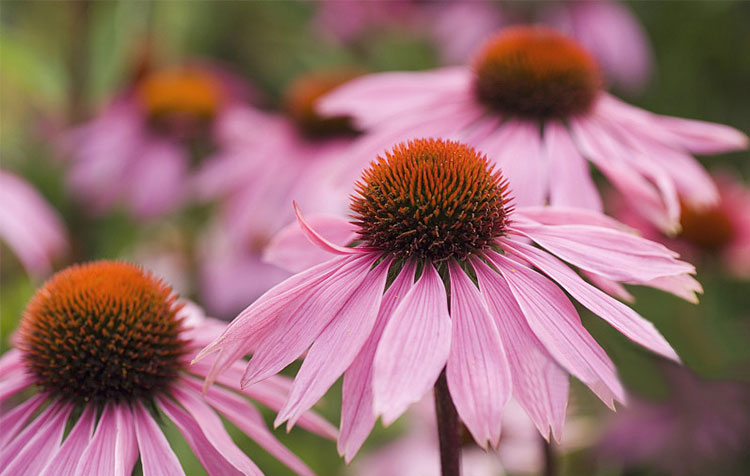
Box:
[18, 261, 187, 405]
[137, 67, 224, 119]
[283, 69, 362, 138]
[351, 138, 512, 263]
[473, 26, 602, 119]
[679, 203, 735, 250]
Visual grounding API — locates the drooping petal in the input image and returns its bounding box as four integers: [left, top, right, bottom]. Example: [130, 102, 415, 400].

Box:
[133, 402, 185, 476]
[0, 404, 71, 476]
[582, 270, 635, 303]
[40, 405, 97, 476]
[515, 206, 630, 231]
[0, 371, 33, 403]
[513, 222, 694, 282]
[489, 252, 625, 407]
[0, 394, 45, 447]
[373, 263, 452, 425]
[125, 139, 187, 219]
[503, 239, 679, 361]
[293, 202, 370, 256]
[240, 254, 378, 388]
[160, 387, 263, 476]
[473, 259, 569, 441]
[276, 258, 391, 430]
[642, 274, 703, 304]
[194, 254, 355, 387]
[264, 214, 359, 272]
[481, 121, 547, 207]
[446, 261, 511, 449]
[544, 121, 602, 211]
[184, 378, 314, 476]
[339, 261, 416, 462]
[75, 403, 138, 476]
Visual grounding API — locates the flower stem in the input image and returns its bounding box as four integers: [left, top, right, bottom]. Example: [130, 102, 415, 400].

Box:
[434, 369, 461, 476]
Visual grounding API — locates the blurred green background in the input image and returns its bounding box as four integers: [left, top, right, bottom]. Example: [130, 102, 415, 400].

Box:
[1, 1, 748, 475]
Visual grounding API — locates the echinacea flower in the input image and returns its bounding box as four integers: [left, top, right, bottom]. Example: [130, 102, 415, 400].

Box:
[193, 69, 363, 316]
[611, 170, 750, 279]
[0, 261, 335, 475]
[0, 170, 67, 277]
[319, 27, 747, 232]
[63, 63, 250, 219]
[196, 138, 697, 462]
[598, 364, 750, 475]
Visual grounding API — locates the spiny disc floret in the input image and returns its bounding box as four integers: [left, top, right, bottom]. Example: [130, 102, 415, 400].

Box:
[351, 139, 511, 262]
[18, 261, 187, 405]
[473, 26, 601, 119]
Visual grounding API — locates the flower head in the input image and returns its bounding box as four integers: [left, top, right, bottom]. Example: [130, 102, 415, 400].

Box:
[197, 139, 697, 461]
[319, 27, 747, 232]
[1, 261, 335, 475]
[63, 63, 250, 219]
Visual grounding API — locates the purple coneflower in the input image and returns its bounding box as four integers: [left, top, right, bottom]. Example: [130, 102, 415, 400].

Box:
[196, 138, 696, 463]
[0, 261, 335, 475]
[0, 170, 67, 277]
[64, 63, 250, 219]
[319, 27, 747, 232]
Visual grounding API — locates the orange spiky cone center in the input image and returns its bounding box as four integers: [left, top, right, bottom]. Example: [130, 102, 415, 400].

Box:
[137, 67, 223, 119]
[351, 138, 512, 262]
[679, 202, 735, 250]
[473, 26, 602, 119]
[18, 261, 187, 405]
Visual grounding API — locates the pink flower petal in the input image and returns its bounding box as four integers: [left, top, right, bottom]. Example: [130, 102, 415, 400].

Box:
[275, 259, 391, 430]
[582, 270, 635, 302]
[1, 403, 71, 476]
[264, 214, 359, 272]
[489, 252, 625, 408]
[503, 239, 679, 362]
[240, 254, 378, 388]
[373, 264, 452, 425]
[515, 206, 629, 231]
[293, 202, 369, 256]
[133, 402, 185, 476]
[473, 259, 568, 441]
[125, 139, 187, 219]
[572, 117, 680, 232]
[446, 261, 511, 449]
[544, 121, 602, 211]
[481, 121, 547, 207]
[0, 394, 45, 448]
[513, 222, 694, 282]
[0, 371, 33, 403]
[642, 274, 703, 304]
[75, 403, 138, 476]
[40, 405, 97, 476]
[161, 387, 263, 476]
[339, 261, 417, 462]
[186, 378, 314, 476]
[194, 254, 354, 387]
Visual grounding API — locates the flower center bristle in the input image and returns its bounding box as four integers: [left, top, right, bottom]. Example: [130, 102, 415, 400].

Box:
[283, 69, 361, 139]
[138, 67, 223, 119]
[473, 26, 601, 119]
[18, 261, 187, 405]
[351, 138, 511, 262]
[679, 203, 734, 250]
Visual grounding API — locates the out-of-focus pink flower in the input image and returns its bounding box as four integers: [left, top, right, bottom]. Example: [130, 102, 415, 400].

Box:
[313, 0, 421, 43]
[0, 261, 335, 475]
[196, 139, 696, 462]
[63, 63, 251, 219]
[193, 69, 363, 316]
[598, 364, 750, 475]
[320, 27, 747, 233]
[0, 170, 67, 277]
[611, 170, 750, 278]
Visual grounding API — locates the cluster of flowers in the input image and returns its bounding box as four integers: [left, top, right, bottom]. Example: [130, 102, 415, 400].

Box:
[2, 1, 748, 474]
